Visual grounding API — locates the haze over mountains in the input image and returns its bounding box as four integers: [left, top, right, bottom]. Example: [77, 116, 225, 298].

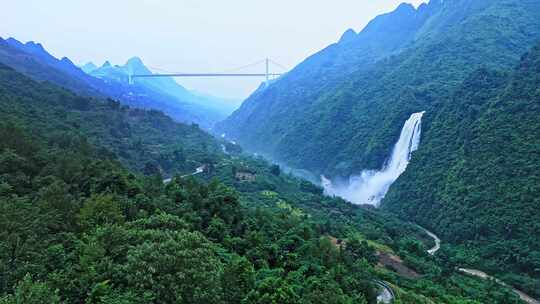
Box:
[1, 0, 540, 302]
[218, 0, 540, 176]
[82, 57, 241, 123]
[217, 0, 540, 296]
[0, 37, 239, 129]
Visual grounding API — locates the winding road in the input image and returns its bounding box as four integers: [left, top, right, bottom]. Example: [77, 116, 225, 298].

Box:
[419, 226, 539, 304]
[163, 165, 205, 184]
[416, 225, 441, 255]
[375, 280, 395, 304]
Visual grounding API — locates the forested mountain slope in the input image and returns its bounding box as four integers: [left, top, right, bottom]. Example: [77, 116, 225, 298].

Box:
[0, 62, 222, 176]
[217, 0, 540, 177]
[216, 1, 440, 155]
[0, 38, 103, 97]
[0, 57, 527, 303]
[383, 42, 540, 297]
[0, 37, 234, 128]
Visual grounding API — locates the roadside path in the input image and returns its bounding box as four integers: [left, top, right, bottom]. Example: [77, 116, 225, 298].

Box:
[163, 165, 205, 184]
[458, 268, 539, 304]
[375, 280, 395, 304]
[418, 226, 539, 304]
[416, 225, 440, 255]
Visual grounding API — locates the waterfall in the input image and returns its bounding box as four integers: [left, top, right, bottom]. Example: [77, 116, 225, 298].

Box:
[322, 111, 425, 206]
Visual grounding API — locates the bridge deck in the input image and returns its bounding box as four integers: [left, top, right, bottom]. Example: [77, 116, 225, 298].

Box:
[131, 73, 282, 78]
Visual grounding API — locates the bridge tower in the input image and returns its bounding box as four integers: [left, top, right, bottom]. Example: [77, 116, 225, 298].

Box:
[265, 58, 270, 86]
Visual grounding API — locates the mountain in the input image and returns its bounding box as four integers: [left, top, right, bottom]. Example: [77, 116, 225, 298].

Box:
[0, 60, 527, 304]
[0, 37, 104, 97]
[87, 56, 241, 126]
[383, 42, 540, 297]
[0, 61, 222, 176]
[215, 0, 540, 297]
[0, 37, 238, 129]
[217, 0, 540, 176]
[81, 61, 97, 73]
[216, 1, 443, 156]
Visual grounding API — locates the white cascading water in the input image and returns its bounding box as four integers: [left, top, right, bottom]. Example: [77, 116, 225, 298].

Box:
[322, 111, 425, 206]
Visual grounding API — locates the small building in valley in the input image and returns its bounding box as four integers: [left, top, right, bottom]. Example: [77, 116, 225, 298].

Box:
[235, 170, 256, 182]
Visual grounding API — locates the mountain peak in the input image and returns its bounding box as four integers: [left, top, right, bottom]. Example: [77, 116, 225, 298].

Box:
[395, 2, 416, 13]
[5, 37, 24, 49]
[25, 41, 46, 52]
[102, 61, 112, 68]
[81, 62, 97, 74]
[124, 56, 151, 74]
[126, 56, 144, 66]
[339, 29, 357, 44]
[60, 57, 74, 64]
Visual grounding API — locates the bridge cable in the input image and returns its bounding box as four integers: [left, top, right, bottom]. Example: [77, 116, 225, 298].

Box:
[268, 59, 288, 71]
[146, 65, 181, 74]
[221, 59, 267, 73]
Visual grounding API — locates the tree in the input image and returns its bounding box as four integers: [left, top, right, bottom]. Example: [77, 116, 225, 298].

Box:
[0, 199, 47, 294]
[301, 276, 355, 304]
[0, 275, 60, 304]
[270, 165, 280, 176]
[124, 230, 224, 304]
[244, 276, 300, 304]
[78, 194, 125, 230]
[344, 235, 377, 265]
[222, 255, 255, 303]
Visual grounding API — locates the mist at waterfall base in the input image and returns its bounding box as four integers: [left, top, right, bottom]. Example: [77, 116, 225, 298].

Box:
[322, 112, 425, 206]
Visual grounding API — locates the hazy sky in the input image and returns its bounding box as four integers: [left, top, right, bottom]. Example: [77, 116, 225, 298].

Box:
[1, 0, 424, 99]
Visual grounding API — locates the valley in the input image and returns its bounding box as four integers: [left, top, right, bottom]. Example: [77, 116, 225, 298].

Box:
[1, 0, 539, 303]
[219, 0, 540, 300]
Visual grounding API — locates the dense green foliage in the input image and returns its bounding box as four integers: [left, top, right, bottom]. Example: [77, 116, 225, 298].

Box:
[0, 60, 527, 302]
[0, 63, 222, 176]
[217, 0, 540, 298]
[217, 2, 438, 170]
[219, 0, 540, 176]
[384, 43, 540, 296]
[0, 105, 384, 303]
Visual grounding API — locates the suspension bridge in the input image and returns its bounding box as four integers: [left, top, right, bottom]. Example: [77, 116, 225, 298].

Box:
[128, 58, 287, 85]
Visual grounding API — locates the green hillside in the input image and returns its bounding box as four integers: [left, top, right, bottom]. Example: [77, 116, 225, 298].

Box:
[218, 0, 540, 177]
[0, 62, 222, 177]
[384, 43, 540, 297]
[215, 0, 540, 298]
[0, 58, 526, 303]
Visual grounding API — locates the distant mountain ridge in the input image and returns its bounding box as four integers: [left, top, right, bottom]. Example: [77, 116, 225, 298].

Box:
[0, 37, 105, 97]
[0, 37, 238, 129]
[215, 0, 540, 297]
[216, 0, 444, 165]
[217, 0, 540, 175]
[85, 56, 241, 128]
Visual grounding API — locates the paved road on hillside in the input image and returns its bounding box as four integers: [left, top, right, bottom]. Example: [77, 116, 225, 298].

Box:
[416, 225, 441, 255]
[375, 280, 395, 304]
[458, 268, 539, 304]
[163, 165, 205, 183]
[419, 226, 539, 304]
